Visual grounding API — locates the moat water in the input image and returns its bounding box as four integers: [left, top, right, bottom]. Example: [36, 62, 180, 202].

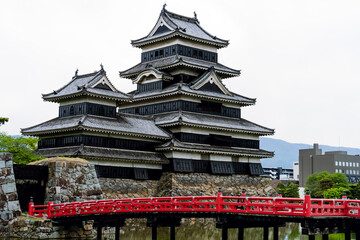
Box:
[99, 222, 351, 240]
[2, 222, 355, 240]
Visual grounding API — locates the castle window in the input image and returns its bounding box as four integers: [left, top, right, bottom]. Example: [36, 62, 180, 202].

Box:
[155, 51, 159, 57]
[199, 51, 203, 58]
[70, 106, 74, 115]
[160, 49, 164, 56]
[193, 50, 198, 56]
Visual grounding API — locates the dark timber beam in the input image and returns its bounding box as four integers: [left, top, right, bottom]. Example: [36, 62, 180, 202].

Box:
[263, 227, 268, 240]
[357, 232, 360, 240]
[323, 234, 329, 240]
[222, 226, 228, 240]
[308, 235, 315, 240]
[170, 226, 176, 240]
[345, 232, 351, 240]
[238, 228, 244, 240]
[152, 225, 157, 240]
[273, 226, 278, 240]
[97, 226, 102, 240]
[115, 226, 120, 240]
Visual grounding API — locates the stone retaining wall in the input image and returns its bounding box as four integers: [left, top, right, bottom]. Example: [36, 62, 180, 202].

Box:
[8, 216, 95, 239]
[100, 172, 276, 199]
[0, 153, 21, 235]
[37, 161, 104, 203]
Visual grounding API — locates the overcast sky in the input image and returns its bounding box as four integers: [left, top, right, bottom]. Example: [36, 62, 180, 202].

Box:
[1, 0, 359, 149]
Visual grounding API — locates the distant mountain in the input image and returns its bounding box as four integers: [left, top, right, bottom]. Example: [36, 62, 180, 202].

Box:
[260, 138, 360, 169]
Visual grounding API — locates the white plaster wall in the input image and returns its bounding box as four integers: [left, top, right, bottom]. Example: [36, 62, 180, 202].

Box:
[170, 126, 260, 140]
[59, 97, 116, 107]
[87, 159, 162, 169]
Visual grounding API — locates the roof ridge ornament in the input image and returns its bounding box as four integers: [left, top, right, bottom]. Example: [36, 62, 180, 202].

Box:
[73, 69, 79, 79]
[162, 3, 167, 12]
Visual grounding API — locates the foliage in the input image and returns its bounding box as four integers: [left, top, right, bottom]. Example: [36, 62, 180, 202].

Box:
[323, 187, 349, 199]
[0, 117, 8, 126]
[0, 133, 43, 164]
[349, 183, 360, 199]
[276, 182, 299, 198]
[305, 171, 349, 198]
[283, 182, 300, 198]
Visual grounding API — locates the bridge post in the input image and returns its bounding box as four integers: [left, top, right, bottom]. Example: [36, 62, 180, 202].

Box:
[322, 234, 329, 240]
[345, 232, 351, 240]
[273, 226, 278, 240]
[222, 226, 228, 240]
[304, 189, 311, 217]
[115, 226, 120, 240]
[308, 235, 315, 240]
[263, 227, 268, 240]
[170, 226, 175, 240]
[97, 226, 102, 240]
[152, 225, 157, 240]
[238, 227, 244, 240]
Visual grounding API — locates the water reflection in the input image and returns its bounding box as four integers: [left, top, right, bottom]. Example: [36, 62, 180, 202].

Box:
[103, 221, 302, 240]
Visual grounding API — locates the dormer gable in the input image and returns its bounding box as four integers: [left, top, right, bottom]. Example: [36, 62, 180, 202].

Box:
[90, 74, 117, 92]
[190, 68, 231, 95]
[133, 68, 173, 84]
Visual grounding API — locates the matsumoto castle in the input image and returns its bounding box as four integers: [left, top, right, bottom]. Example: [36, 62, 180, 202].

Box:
[22, 7, 274, 180]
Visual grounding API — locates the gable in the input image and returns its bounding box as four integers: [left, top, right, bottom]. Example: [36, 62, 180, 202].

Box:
[153, 25, 172, 36]
[191, 71, 231, 95]
[198, 82, 224, 94]
[91, 76, 117, 92]
[148, 15, 175, 37]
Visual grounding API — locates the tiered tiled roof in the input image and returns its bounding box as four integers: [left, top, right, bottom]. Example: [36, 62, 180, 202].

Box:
[37, 145, 169, 164]
[43, 68, 130, 102]
[128, 82, 255, 106]
[156, 139, 273, 158]
[22, 114, 171, 139]
[120, 55, 240, 79]
[154, 111, 274, 136]
[131, 7, 229, 48]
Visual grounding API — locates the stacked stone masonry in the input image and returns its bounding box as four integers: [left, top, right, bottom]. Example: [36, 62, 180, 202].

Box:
[0, 153, 21, 235]
[100, 172, 277, 199]
[36, 161, 104, 203]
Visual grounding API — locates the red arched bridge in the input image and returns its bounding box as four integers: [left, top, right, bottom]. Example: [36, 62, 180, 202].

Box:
[28, 192, 360, 240]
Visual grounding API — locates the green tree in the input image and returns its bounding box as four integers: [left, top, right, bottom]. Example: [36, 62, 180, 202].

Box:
[0, 117, 8, 126]
[0, 133, 43, 164]
[319, 177, 334, 191]
[349, 183, 360, 199]
[283, 182, 300, 198]
[323, 187, 349, 199]
[305, 171, 349, 198]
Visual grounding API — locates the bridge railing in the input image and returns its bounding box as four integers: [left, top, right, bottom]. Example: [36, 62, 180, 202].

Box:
[28, 194, 360, 219]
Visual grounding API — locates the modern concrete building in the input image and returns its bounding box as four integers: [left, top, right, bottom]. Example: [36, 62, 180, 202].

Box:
[293, 162, 299, 181]
[299, 144, 360, 186]
[262, 167, 294, 180]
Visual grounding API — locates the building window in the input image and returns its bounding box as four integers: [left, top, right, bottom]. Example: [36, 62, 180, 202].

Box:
[335, 169, 338, 173]
[357, 163, 360, 168]
[335, 161, 338, 166]
[70, 106, 74, 115]
[346, 170, 349, 174]
[357, 170, 359, 175]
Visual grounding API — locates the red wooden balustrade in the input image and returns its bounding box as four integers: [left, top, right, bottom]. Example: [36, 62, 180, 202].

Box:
[28, 193, 360, 219]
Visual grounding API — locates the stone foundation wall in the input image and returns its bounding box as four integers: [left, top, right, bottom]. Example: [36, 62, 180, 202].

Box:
[0, 153, 21, 235]
[8, 216, 95, 239]
[156, 173, 276, 197]
[33, 161, 104, 203]
[99, 178, 159, 199]
[100, 172, 276, 199]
